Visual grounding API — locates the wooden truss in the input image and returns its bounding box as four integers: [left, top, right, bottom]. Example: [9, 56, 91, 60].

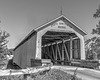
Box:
[42, 31, 80, 65]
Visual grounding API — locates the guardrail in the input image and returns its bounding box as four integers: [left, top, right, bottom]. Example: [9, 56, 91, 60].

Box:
[71, 60, 99, 69]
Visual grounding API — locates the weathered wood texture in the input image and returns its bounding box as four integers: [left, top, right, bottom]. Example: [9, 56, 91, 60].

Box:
[42, 38, 80, 65]
[13, 34, 37, 68]
[13, 16, 86, 68]
[72, 39, 80, 59]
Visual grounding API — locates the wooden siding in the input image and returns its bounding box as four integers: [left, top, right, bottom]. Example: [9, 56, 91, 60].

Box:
[72, 39, 80, 59]
[13, 15, 86, 68]
[13, 34, 37, 68]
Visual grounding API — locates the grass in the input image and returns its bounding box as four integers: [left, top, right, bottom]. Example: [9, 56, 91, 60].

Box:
[0, 68, 82, 80]
[26, 68, 82, 80]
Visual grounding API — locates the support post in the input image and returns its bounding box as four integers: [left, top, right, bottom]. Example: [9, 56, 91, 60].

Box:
[61, 40, 64, 65]
[80, 37, 85, 60]
[63, 41, 70, 61]
[55, 44, 57, 64]
[51, 44, 55, 59]
[70, 36, 73, 61]
[56, 42, 62, 60]
[44, 47, 48, 59]
[45, 46, 53, 60]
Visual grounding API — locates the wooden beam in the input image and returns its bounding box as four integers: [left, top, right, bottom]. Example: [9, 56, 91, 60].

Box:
[43, 46, 56, 63]
[43, 47, 48, 59]
[51, 45, 55, 59]
[42, 37, 62, 40]
[47, 46, 52, 60]
[42, 47, 48, 59]
[63, 41, 70, 61]
[45, 46, 53, 60]
[55, 44, 57, 61]
[43, 34, 69, 37]
[61, 41, 64, 65]
[45, 54, 48, 59]
[42, 47, 44, 58]
[42, 37, 79, 47]
[56, 42, 62, 60]
[70, 36, 73, 60]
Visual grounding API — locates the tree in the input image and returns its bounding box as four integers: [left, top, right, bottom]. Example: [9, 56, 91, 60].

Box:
[85, 5, 100, 60]
[0, 29, 10, 69]
[93, 5, 100, 18]
[93, 5, 100, 35]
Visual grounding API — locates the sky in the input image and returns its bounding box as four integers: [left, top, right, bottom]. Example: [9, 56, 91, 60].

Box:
[0, 0, 100, 49]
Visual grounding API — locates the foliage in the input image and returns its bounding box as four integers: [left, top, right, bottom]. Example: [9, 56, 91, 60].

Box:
[0, 30, 9, 55]
[85, 37, 98, 59]
[92, 21, 100, 35]
[0, 29, 10, 69]
[0, 69, 81, 80]
[93, 5, 100, 18]
[85, 5, 100, 60]
[28, 69, 81, 80]
[71, 68, 78, 80]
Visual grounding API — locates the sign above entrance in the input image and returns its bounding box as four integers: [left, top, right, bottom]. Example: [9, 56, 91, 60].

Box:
[58, 26, 66, 29]
[51, 21, 66, 27]
[51, 20, 70, 30]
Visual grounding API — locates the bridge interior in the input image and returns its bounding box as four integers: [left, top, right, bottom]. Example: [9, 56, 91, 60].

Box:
[41, 31, 80, 65]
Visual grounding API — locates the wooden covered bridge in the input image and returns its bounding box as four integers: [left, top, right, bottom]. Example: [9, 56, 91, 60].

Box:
[13, 15, 87, 68]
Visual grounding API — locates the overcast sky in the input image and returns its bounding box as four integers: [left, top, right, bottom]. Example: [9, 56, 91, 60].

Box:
[0, 0, 100, 49]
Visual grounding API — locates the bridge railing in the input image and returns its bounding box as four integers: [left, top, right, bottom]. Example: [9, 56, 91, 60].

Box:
[71, 60, 99, 69]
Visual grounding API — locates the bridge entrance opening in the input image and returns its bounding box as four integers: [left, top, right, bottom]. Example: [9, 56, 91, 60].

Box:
[41, 31, 80, 65]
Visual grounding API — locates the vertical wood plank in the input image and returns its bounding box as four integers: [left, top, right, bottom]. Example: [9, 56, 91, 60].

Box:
[44, 47, 47, 58]
[45, 47, 48, 59]
[70, 36, 73, 60]
[51, 44, 55, 59]
[78, 39, 81, 59]
[47, 46, 51, 59]
[55, 44, 58, 64]
[61, 41, 64, 65]
[55, 44, 57, 60]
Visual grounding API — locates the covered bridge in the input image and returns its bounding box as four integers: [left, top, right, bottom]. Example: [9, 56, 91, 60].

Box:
[13, 15, 87, 68]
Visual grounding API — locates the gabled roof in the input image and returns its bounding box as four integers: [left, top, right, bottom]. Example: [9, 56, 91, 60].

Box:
[35, 15, 87, 35]
[14, 15, 87, 50]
